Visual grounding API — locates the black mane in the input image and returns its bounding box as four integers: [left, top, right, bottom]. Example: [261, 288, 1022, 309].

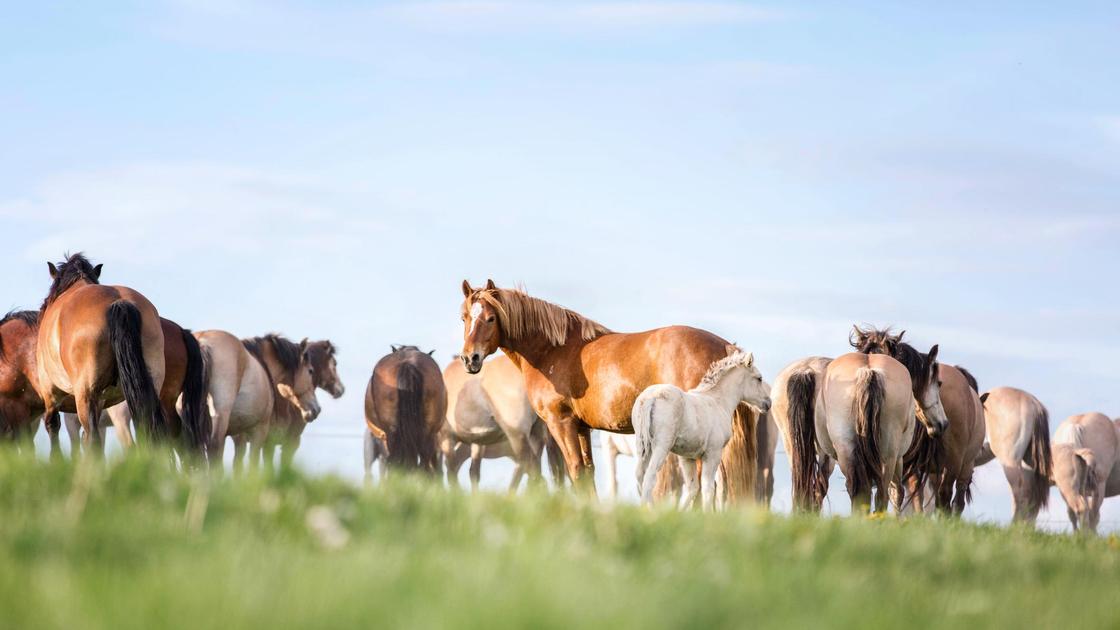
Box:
[956, 365, 979, 392]
[0, 310, 39, 327]
[41, 252, 100, 312]
[242, 333, 305, 381]
[851, 325, 936, 395]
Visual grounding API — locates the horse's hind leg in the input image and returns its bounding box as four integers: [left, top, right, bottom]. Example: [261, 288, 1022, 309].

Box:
[602, 437, 618, 501]
[73, 389, 104, 457]
[700, 453, 722, 512]
[677, 458, 700, 510]
[639, 444, 672, 507]
[63, 412, 82, 459]
[469, 443, 484, 492]
[363, 431, 377, 484]
[231, 435, 247, 476]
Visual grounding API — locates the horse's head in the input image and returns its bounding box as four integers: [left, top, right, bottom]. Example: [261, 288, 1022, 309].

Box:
[460, 279, 502, 374]
[732, 349, 772, 414]
[306, 339, 345, 399]
[912, 344, 949, 438]
[275, 339, 322, 422]
[42, 252, 102, 311]
[1052, 444, 1100, 533]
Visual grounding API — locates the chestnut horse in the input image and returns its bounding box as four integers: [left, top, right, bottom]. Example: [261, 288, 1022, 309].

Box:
[364, 345, 446, 473]
[34, 254, 198, 454]
[0, 310, 49, 451]
[62, 316, 208, 458]
[233, 337, 342, 469]
[851, 327, 983, 515]
[459, 280, 758, 499]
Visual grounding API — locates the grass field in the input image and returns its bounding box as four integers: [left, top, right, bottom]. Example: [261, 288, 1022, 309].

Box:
[0, 453, 1117, 630]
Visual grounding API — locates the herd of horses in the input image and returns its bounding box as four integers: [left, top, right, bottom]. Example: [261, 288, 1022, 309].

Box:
[2, 254, 1119, 534]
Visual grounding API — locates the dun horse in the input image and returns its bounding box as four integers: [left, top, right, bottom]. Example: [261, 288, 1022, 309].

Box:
[851, 327, 982, 515]
[62, 317, 208, 458]
[973, 387, 1053, 524]
[34, 254, 205, 455]
[771, 356, 834, 511]
[442, 354, 544, 489]
[194, 330, 274, 470]
[459, 280, 759, 500]
[365, 345, 445, 473]
[1051, 413, 1120, 533]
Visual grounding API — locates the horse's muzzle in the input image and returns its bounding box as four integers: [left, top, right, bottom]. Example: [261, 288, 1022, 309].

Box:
[303, 401, 322, 422]
[463, 353, 483, 374]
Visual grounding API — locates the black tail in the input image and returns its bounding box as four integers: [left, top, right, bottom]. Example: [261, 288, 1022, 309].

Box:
[390, 362, 428, 471]
[955, 365, 979, 392]
[901, 418, 943, 510]
[787, 370, 823, 511]
[849, 368, 885, 504]
[106, 301, 167, 442]
[178, 329, 210, 458]
[1025, 406, 1052, 512]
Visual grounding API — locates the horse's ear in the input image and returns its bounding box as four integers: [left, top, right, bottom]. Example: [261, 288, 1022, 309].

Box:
[927, 344, 939, 365]
[979, 392, 990, 405]
[427, 349, 435, 356]
[849, 325, 862, 348]
[92, 264, 103, 281]
[743, 352, 755, 367]
[47, 262, 58, 279]
[896, 330, 907, 341]
[461, 279, 473, 298]
[725, 344, 737, 357]
[391, 344, 402, 352]
[299, 338, 309, 352]
[485, 279, 497, 290]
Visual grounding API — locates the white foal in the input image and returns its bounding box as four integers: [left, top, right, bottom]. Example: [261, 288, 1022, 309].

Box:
[634, 349, 772, 511]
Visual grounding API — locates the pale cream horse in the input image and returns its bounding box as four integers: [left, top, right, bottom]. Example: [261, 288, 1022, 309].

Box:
[194, 330, 274, 470]
[440, 423, 550, 491]
[599, 431, 637, 501]
[974, 387, 1053, 524]
[1051, 413, 1120, 534]
[634, 349, 771, 511]
[441, 354, 544, 489]
[814, 353, 941, 514]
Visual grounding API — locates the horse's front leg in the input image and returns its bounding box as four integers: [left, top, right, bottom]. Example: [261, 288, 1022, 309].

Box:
[542, 412, 596, 495]
[469, 443, 484, 492]
[677, 458, 700, 510]
[700, 453, 721, 512]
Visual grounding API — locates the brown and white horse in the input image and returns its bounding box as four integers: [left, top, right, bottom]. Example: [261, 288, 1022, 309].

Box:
[851, 327, 982, 515]
[0, 310, 49, 451]
[973, 386, 1053, 524]
[364, 345, 446, 474]
[1051, 413, 1120, 533]
[62, 316, 208, 459]
[459, 280, 759, 500]
[34, 254, 188, 454]
[235, 337, 340, 469]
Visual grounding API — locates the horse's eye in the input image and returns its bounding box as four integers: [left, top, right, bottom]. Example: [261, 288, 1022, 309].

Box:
[486, 316, 495, 323]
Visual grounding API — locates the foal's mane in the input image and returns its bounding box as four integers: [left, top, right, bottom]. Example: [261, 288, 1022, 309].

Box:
[41, 252, 100, 312]
[242, 333, 305, 383]
[470, 287, 611, 347]
[694, 349, 748, 393]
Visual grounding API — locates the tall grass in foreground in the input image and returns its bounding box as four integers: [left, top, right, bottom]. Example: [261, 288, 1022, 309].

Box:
[0, 451, 1116, 629]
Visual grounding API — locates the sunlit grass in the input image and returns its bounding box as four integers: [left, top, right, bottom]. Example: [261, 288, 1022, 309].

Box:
[0, 451, 1116, 629]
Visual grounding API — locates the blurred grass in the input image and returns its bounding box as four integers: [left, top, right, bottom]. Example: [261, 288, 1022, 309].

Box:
[0, 451, 1117, 629]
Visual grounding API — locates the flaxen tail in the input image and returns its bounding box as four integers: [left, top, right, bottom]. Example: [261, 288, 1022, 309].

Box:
[1026, 405, 1053, 512]
[786, 370, 823, 511]
[391, 361, 428, 471]
[848, 368, 885, 502]
[107, 301, 167, 442]
[178, 328, 210, 458]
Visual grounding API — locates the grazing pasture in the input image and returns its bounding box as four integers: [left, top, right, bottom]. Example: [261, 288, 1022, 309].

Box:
[1, 452, 1118, 630]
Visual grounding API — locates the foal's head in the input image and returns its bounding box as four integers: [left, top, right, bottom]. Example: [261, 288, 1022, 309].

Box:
[850, 326, 948, 438]
[305, 339, 345, 399]
[697, 347, 772, 413]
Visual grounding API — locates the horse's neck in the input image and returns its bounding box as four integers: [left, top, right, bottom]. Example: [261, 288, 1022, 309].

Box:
[695, 369, 747, 414]
[262, 346, 292, 385]
[500, 334, 572, 373]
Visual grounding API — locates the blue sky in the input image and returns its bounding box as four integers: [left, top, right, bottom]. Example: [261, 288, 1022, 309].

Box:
[2, 2, 1119, 523]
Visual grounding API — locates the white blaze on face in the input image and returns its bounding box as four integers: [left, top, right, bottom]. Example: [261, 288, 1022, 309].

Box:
[468, 302, 484, 335]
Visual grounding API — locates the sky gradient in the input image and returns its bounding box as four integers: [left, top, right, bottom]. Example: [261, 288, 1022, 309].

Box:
[2, 2, 1119, 528]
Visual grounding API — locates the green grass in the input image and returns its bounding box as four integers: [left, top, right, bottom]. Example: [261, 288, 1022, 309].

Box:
[0, 452, 1117, 629]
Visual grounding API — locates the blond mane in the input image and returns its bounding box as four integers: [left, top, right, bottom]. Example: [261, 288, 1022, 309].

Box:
[693, 348, 750, 393]
[470, 287, 611, 347]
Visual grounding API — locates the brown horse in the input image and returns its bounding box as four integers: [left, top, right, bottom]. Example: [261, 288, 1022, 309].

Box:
[236, 338, 343, 469]
[459, 280, 758, 499]
[0, 310, 49, 450]
[61, 316, 209, 458]
[236, 334, 323, 468]
[364, 345, 445, 473]
[34, 253, 186, 454]
[851, 327, 983, 515]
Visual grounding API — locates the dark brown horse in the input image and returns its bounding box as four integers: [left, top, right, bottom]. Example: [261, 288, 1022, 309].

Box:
[364, 345, 445, 473]
[851, 326, 984, 515]
[459, 280, 758, 499]
[34, 253, 178, 453]
[0, 310, 49, 450]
